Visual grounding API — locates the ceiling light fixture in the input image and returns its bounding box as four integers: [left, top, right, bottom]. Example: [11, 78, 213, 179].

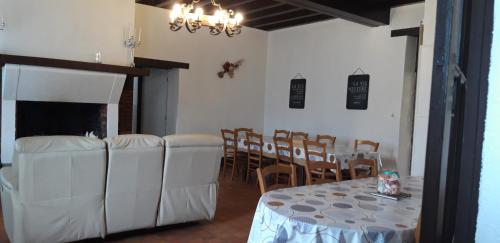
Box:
[169, 0, 243, 37]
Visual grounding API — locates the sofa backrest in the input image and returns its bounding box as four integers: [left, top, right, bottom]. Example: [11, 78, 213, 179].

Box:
[162, 134, 223, 187]
[14, 136, 106, 202]
[104, 134, 165, 234]
[12, 136, 107, 242]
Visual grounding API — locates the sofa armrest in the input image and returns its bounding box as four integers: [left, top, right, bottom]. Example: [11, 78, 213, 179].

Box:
[0, 167, 17, 191]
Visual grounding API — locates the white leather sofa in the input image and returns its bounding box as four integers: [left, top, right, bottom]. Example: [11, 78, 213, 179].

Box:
[0, 134, 223, 243]
[0, 136, 107, 243]
[157, 134, 223, 226]
[104, 134, 165, 234]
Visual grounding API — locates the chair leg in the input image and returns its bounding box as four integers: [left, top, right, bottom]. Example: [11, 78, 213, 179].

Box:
[246, 161, 251, 183]
[222, 156, 227, 178]
[231, 156, 238, 181]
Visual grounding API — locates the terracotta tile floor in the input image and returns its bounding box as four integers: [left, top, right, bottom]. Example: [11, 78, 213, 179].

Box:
[0, 172, 261, 243]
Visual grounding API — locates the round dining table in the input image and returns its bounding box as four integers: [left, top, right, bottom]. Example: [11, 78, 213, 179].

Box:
[248, 176, 423, 243]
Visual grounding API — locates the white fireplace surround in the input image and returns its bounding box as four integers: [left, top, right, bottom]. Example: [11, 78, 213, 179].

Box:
[1, 64, 126, 164]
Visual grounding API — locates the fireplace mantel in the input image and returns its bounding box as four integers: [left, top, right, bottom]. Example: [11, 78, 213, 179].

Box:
[0, 54, 150, 76]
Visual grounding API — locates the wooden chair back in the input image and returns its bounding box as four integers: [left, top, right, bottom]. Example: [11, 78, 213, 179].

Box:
[274, 137, 294, 166]
[235, 128, 253, 139]
[257, 164, 297, 195]
[221, 129, 238, 179]
[354, 139, 380, 152]
[316, 134, 336, 148]
[221, 129, 237, 152]
[348, 159, 378, 179]
[246, 132, 264, 161]
[274, 129, 290, 139]
[291, 131, 309, 141]
[303, 140, 341, 184]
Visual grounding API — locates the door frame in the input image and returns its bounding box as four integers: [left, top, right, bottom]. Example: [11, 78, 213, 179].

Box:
[421, 0, 493, 242]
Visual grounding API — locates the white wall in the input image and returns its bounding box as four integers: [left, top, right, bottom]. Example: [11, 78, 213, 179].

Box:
[411, 0, 437, 176]
[475, 1, 500, 241]
[263, 17, 414, 170]
[135, 4, 268, 135]
[0, 0, 135, 66]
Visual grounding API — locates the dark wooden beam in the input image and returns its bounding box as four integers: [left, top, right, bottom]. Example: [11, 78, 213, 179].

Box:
[391, 0, 425, 7]
[134, 57, 190, 70]
[246, 5, 301, 22]
[224, 0, 257, 10]
[273, 0, 390, 26]
[0, 54, 150, 76]
[239, 2, 284, 15]
[135, 0, 165, 6]
[259, 14, 332, 30]
[253, 13, 323, 28]
[391, 27, 420, 37]
[247, 9, 317, 27]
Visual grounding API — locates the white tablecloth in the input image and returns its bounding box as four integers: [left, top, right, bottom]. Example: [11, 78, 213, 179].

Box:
[237, 137, 381, 170]
[248, 176, 423, 243]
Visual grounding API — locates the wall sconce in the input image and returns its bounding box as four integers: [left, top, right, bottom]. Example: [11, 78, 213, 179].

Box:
[0, 16, 6, 30]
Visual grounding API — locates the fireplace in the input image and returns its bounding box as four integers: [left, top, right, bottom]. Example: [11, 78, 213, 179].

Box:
[1, 64, 126, 164]
[16, 101, 108, 138]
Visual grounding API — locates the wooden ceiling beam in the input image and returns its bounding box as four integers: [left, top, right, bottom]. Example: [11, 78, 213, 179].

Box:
[273, 0, 390, 27]
[246, 9, 316, 27]
[243, 2, 285, 15]
[246, 6, 301, 22]
[390, 0, 425, 7]
[252, 13, 322, 28]
[259, 14, 332, 30]
[224, 0, 258, 10]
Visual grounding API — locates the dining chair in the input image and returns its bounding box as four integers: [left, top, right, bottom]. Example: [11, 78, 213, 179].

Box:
[303, 140, 341, 185]
[234, 128, 253, 178]
[291, 131, 309, 141]
[348, 159, 378, 179]
[221, 129, 238, 180]
[354, 139, 380, 152]
[246, 132, 272, 183]
[274, 137, 295, 185]
[257, 164, 297, 195]
[316, 134, 337, 148]
[235, 128, 253, 139]
[274, 129, 290, 139]
[274, 137, 294, 166]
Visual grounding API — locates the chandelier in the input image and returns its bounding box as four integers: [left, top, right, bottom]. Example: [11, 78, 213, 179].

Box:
[169, 0, 244, 37]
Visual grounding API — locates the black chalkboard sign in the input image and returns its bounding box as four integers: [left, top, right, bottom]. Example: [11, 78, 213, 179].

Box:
[346, 74, 369, 110]
[289, 79, 306, 109]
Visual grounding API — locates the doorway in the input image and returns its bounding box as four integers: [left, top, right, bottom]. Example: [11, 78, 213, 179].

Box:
[138, 68, 180, 137]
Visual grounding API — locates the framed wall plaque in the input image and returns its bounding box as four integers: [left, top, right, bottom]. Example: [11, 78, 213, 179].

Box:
[346, 74, 369, 110]
[289, 78, 306, 109]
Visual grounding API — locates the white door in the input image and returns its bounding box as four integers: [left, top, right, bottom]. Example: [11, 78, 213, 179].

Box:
[141, 69, 168, 136]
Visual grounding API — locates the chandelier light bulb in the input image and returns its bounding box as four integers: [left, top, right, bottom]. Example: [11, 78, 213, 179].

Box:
[195, 7, 204, 19]
[235, 13, 243, 25]
[170, 3, 182, 22]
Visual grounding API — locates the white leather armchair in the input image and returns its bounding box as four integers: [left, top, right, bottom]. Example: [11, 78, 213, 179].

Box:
[104, 134, 165, 234]
[0, 136, 107, 243]
[157, 134, 223, 226]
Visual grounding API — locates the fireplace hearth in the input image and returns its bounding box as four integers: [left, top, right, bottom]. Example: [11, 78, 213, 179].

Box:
[16, 101, 107, 138]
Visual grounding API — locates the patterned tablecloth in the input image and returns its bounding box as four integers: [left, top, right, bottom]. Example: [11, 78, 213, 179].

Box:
[236, 137, 381, 170]
[248, 176, 423, 243]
